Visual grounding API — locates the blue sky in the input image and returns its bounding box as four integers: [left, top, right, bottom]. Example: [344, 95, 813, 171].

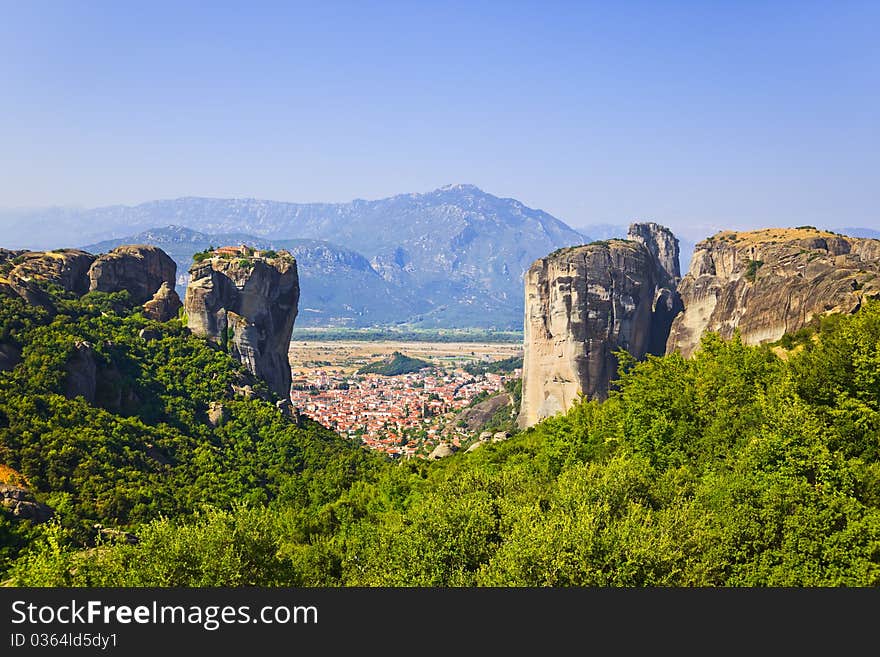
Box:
[1, 1, 877, 238]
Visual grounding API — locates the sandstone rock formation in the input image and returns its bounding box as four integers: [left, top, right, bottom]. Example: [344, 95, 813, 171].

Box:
[0, 485, 53, 523]
[206, 401, 229, 428]
[185, 251, 299, 399]
[8, 249, 96, 296]
[518, 223, 681, 428]
[64, 341, 98, 403]
[456, 392, 512, 432]
[667, 228, 880, 358]
[627, 221, 684, 355]
[88, 245, 178, 305]
[0, 245, 180, 319]
[428, 442, 456, 460]
[1, 249, 96, 312]
[627, 221, 681, 285]
[142, 281, 182, 322]
[275, 399, 300, 423]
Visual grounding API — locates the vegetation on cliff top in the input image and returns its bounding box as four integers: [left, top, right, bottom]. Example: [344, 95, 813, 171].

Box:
[705, 226, 847, 247]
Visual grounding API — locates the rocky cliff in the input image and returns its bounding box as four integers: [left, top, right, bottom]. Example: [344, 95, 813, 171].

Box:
[142, 281, 181, 322]
[518, 223, 681, 428]
[184, 250, 299, 399]
[88, 245, 178, 306]
[667, 228, 880, 358]
[0, 245, 181, 319]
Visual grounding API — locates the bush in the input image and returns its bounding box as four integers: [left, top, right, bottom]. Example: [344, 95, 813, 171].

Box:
[744, 259, 764, 282]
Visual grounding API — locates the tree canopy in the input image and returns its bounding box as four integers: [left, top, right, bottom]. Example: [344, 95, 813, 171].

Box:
[3, 282, 880, 586]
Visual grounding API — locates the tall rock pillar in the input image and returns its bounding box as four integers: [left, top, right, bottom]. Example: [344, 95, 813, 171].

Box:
[185, 250, 299, 399]
[517, 223, 682, 428]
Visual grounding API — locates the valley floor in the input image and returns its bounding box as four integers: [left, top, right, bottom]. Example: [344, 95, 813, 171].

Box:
[288, 340, 522, 457]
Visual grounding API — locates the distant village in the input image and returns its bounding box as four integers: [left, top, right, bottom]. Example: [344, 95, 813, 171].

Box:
[289, 365, 519, 458]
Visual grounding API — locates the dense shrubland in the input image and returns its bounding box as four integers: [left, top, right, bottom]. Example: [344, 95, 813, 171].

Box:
[3, 281, 879, 585]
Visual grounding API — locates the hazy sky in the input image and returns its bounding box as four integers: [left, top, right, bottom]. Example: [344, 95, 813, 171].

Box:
[1, 1, 877, 238]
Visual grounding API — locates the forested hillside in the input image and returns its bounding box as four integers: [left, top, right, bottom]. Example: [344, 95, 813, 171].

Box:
[0, 283, 381, 580]
[3, 280, 880, 585]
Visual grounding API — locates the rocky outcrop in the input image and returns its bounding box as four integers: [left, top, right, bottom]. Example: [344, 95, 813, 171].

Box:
[0, 485, 53, 523]
[428, 442, 457, 460]
[0, 343, 21, 372]
[206, 401, 229, 428]
[64, 341, 97, 403]
[185, 251, 299, 399]
[457, 392, 512, 432]
[8, 249, 96, 296]
[138, 328, 162, 342]
[0, 249, 27, 265]
[275, 399, 300, 423]
[1, 249, 96, 311]
[96, 527, 139, 544]
[627, 221, 681, 285]
[627, 222, 684, 355]
[142, 281, 182, 322]
[518, 223, 681, 428]
[88, 245, 177, 305]
[1, 245, 180, 320]
[667, 228, 880, 358]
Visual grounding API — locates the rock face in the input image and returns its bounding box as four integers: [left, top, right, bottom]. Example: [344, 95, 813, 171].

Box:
[0, 245, 180, 319]
[627, 221, 681, 285]
[88, 245, 177, 305]
[0, 343, 21, 372]
[64, 341, 97, 403]
[185, 251, 299, 399]
[142, 281, 182, 322]
[0, 485, 53, 523]
[206, 401, 229, 428]
[428, 443, 456, 460]
[8, 249, 96, 296]
[456, 392, 512, 432]
[518, 223, 681, 429]
[627, 221, 684, 355]
[667, 228, 880, 358]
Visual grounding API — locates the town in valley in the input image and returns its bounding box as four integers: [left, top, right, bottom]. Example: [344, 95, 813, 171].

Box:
[287, 339, 522, 458]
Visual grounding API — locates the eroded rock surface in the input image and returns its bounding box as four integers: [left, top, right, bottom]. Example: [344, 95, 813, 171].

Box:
[142, 281, 182, 322]
[518, 223, 681, 428]
[667, 228, 880, 358]
[88, 245, 177, 305]
[185, 251, 299, 399]
[0, 245, 180, 320]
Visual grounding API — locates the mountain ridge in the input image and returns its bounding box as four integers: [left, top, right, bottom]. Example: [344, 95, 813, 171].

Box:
[59, 185, 590, 328]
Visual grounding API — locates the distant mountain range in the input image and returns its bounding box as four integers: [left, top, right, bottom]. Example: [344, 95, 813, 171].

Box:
[9, 184, 871, 328]
[74, 185, 589, 328]
[842, 227, 880, 239]
[83, 228, 423, 327]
